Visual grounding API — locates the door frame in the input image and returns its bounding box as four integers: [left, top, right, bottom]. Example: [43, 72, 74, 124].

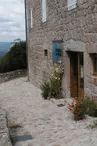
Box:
[70, 52, 84, 98]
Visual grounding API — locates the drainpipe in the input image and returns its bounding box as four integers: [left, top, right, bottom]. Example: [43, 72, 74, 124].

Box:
[24, 0, 29, 81]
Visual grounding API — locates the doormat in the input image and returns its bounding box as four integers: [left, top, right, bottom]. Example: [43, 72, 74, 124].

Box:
[11, 135, 33, 144]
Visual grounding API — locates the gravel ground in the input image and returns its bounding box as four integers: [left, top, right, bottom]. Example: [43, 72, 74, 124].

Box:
[0, 77, 97, 146]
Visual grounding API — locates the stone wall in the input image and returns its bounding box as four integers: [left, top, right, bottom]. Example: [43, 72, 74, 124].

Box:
[0, 109, 12, 146]
[0, 70, 27, 84]
[26, 0, 97, 97]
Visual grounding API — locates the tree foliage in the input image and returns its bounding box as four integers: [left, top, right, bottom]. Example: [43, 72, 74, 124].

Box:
[0, 40, 27, 73]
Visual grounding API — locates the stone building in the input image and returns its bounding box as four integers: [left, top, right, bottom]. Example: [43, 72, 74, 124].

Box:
[25, 0, 97, 98]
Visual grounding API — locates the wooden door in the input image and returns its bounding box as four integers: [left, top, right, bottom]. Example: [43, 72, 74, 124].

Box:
[78, 53, 84, 98]
[70, 52, 78, 97]
[70, 52, 84, 98]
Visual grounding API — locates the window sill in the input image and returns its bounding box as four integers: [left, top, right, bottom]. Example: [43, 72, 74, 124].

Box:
[42, 21, 46, 23]
[68, 3, 77, 11]
[90, 74, 97, 79]
[90, 74, 97, 85]
[41, 21, 47, 27]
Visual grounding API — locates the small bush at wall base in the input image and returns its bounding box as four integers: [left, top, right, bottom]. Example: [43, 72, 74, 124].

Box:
[73, 103, 86, 120]
[41, 81, 50, 99]
[49, 73, 62, 99]
[41, 62, 64, 100]
[82, 97, 97, 117]
[68, 101, 86, 121]
[49, 62, 63, 99]
[68, 97, 97, 121]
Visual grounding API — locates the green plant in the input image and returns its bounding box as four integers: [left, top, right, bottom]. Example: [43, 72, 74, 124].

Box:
[0, 39, 27, 73]
[68, 97, 97, 121]
[49, 74, 62, 99]
[41, 62, 63, 99]
[87, 123, 97, 129]
[49, 62, 63, 99]
[41, 62, 64, 100]
[82, 97, 97, 117]
[68, 101, 86, 121]
[41, 81, 50, 99]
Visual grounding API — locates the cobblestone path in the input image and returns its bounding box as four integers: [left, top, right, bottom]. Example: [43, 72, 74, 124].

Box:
[0, 77, 97, 146]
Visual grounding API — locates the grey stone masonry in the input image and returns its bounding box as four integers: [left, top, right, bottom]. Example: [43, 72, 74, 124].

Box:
[0, 69, 27, 84]
[0, 109, 12, 146]
[26, 0, 97, 97]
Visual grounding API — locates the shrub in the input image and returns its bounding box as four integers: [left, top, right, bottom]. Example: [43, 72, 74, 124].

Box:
[41, 62, 64, 99]
[41, 81, 50, 99]
[49, 70, 62, 99]
[49, 63, 63, 99]
[68, 101, 86, 121]
[82, 97, 97, 117]
[0, 40, 27, 73]
[49, 76, 61, 99]
[68, 97, 97, 121]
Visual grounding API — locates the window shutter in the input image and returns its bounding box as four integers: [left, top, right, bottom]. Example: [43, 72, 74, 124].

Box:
[52, 43, 59, 62]
[26, 9, 33, 29]
[42, 0, 46, 23]
[30, 9, 33, 28]
[26, 9, 30, 29]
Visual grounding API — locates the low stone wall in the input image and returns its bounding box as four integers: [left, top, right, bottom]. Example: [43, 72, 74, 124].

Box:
[0, 109, 12, 146]
[0, 69, 27, 84]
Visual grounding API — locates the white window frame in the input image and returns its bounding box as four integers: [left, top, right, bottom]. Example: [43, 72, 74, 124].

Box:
[26, 8, 33, 29]
[68, 0, 77, 10]
[30, 9, 33, 28]
[26, 8, 29, 29]
[42, 0, 47, 23]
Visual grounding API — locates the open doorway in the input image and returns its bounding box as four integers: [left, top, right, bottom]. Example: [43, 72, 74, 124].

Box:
[69, 52, 84, 98]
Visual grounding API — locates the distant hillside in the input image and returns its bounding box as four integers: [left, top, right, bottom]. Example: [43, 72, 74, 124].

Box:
[0, 42, 12, 58]
[0, 41, 27, 73]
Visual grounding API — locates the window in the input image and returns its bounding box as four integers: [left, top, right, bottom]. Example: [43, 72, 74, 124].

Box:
[26, 8, 33, 29]
[26, 9, 29, 29]
[93, 55, 97, 75]
[68, 0, 77, 10]
[30, 9, 33, 28]
[91, 54, 97, 75]
[56, 49, 62, 57]
[42, 0, 46, 23]
[52, 40, 63, 63]
[44, 49, 48, 56]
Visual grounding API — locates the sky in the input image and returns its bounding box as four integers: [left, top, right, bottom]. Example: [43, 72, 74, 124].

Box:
[0, 0, 25, 42]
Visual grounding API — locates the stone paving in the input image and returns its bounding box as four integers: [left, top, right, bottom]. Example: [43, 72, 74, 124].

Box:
[0, 109, 12, 146]
[0, 77, 97, 146]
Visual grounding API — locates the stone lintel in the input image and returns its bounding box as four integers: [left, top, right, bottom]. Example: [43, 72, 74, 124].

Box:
[64, 40, 85, 52]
